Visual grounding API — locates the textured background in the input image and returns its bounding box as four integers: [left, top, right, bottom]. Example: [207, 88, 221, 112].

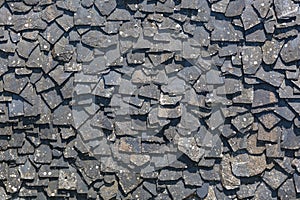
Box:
[0, 0, 299, 199]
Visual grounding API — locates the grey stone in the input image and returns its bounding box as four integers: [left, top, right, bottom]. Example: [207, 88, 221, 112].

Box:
[232, 113, 254, 133]
[252, 89, 277, 107]
[177, 136, 204, 162]
[258, 124, 281, 142]
[196, 183, 209, 199]
[158, 170, 182, 181]
[94, 0, 116, 16]
[241, 5, 260, 30]
[52, 37, 74, 62]
[41, 89, 62, 110]
[58, 168, 77, 190]
[278, 178, 296, 200]
[275, 105, 295, 122]
[242, 46, 262, 74]
[220, 154, 240, 190]
[225, 0, 245, 17]
[167, 180, 195, 200]
[254, 182, 276, 200]
[231, 154, 267, 177]
[280, 36, 300, 63]
[211, 20, 243, 42]
[258, 112, 281, 130]
[41, 4, 63, 23]
[82, 30, 118, 48]
[17, 39, 38, 59]
[263, 168, 288, 190]
[3, 73, 28, 94]
[40, 22, 64, 44]
[256, 67, 285, 87]
[281, 127, 300, 150]
[19, 159, 36, 180]
[262, 39, 284, 65]
[246, 29, 266, 42]
[274, 0, 298, 19]
[56, 14, 74, 31]
[118, 172, 141, 194]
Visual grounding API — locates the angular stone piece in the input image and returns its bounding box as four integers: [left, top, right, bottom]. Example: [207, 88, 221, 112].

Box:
[58, 168, 77, 190]
[263, 168, 288, 190]
[40, 22, 64, 45]
[280, 36, 300, 63]
[262, 39, 283, 65]
[242, 46, 262, 74]
[232, 113, 254, 133]
[225, 0, 245, 17]
[231, 154, 267, 177]
[94, 0, 116, 16]
[252, 89, 277, 107]
[220, 154, 240, 190]
[211, 20, 243, 42]
[82, 30, 118, 48]
[241, 5, 260, 30]
[258, 112, 281, 130]
[274, 0, 298, 19]
[278, 178, 296, 200]
[256, 67, 284, 87]
[33, 144, 52, 164]
[177, 137, 204, 162]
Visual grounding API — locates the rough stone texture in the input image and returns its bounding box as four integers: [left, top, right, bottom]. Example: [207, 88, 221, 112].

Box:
[0, 0, 298, 199]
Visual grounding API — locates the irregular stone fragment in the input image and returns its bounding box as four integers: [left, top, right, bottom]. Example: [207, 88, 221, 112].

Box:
[263, 168, 288, 190]
[177, 137, 204, 162]
[52, 37, 73, 62]
[56, 14, 74, 32]
[278, 178, 296, 200]
[256, 67, 284, 87]
[237, 182, 259, 199]
[40, 22, 64, 45]
[118, 172, 142, 194]
[252, 89, 277, 107]
[33, 144, 52, 164]
[258, 124, 281, 142]
[280, 36, 300, 63]
[242, 46, 262, 74]
[211, 20, 243, 42]
[158, 104, 182, 118]
[281, 127, 300, 150]
[12, 12, 47, 31]
[82, 30, 118, 48]
[220, 154, 240, 190]
[58, 168, 77, 190]
[3, 73, 28, 94]
[158, 170, 182, 181]
[41, 4, 63, 23]
[246, 29, 266, 42]
[225, 0, 245, 17]
[212, 0, 229, 13]
[196, 183, 209, 199]
[241, 5, 260, 30]
[231, 154, 267, 177]
[258, 112, 281, 130]
[167, 180, 195, 200]
[274, 106, 295, 121]
[17, 39, 38, 59]
[232, 113, 254, 133]
[94, 0, 116, 16]
[161, 77, 186, 95]
[274, 0, 298, 19]
[254, 182, 276, 200]
[262, 39, 283, 65]
[18, 159, 35, 180]
[3, 168, 21, 194]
